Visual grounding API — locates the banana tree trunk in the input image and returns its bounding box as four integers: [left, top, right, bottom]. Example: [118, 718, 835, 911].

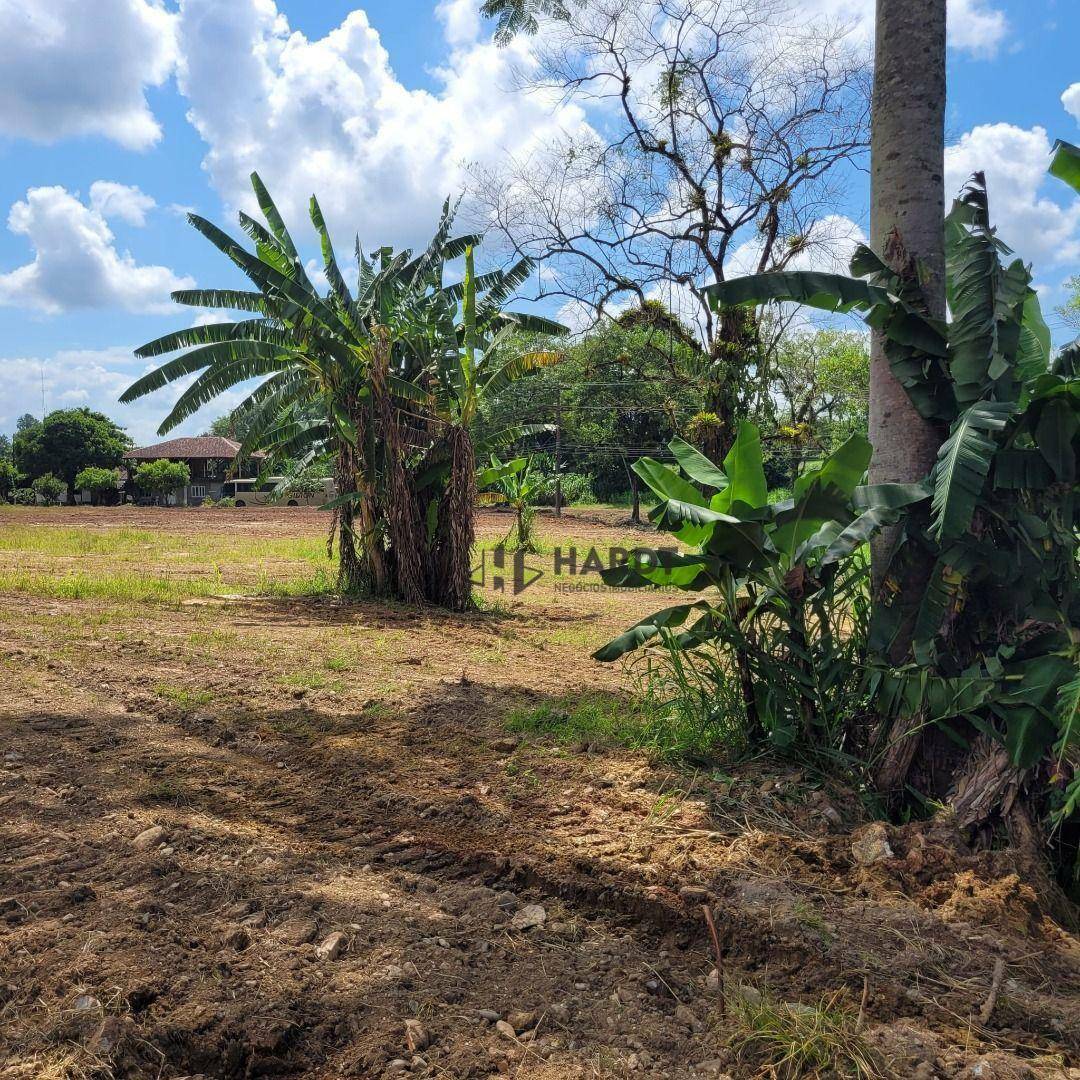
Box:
[430, 424, 477, 612]
[334, 404, 386, 596]
[370, 326, 426, 607]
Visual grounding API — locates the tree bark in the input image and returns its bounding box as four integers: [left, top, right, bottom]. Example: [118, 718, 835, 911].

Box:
[869, 0, 950, 793]
[370, 326, 426, 607]
[867, 0, 947, 591]
[430, 425, 477, 612]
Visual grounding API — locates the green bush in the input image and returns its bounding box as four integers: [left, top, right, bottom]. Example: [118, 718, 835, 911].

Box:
[134, 459, 191, 503]
[74, 466, 119, 504]
[0, 458, 22, 502]
[533, 470, 594, 506]
[594, 424, 920, 762]
[31, 473, 65, 506]
[11, 488, 35, 506]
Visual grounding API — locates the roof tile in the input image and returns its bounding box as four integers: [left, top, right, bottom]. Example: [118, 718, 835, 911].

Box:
[123, 436, 265, 460]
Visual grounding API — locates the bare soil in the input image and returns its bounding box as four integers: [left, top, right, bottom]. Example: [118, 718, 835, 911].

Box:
[1, 508, 1078, 1079]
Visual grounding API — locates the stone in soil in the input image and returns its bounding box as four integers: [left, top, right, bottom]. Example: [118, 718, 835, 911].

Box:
[495, 1020, 518, 1041]
[316, 930, 348, 960]
[510, 903, 546, 930]
[132, 825, 165, 851]
[851, 821, 895, 865]
[404, 1018, 431, 1052]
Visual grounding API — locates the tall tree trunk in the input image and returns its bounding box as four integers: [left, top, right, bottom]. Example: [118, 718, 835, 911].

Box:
[706, 308, 757, 458]
[869, 0, 949, 795]
[868, 0, 946, 576]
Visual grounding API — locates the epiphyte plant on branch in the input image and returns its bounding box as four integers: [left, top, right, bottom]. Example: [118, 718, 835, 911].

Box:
[701, 160, 1080, 836]
[121, 174, 564, 610]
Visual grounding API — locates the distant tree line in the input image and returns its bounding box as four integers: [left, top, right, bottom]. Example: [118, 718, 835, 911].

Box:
[1, 408, 131, 505]
[476, 305, 869, 513]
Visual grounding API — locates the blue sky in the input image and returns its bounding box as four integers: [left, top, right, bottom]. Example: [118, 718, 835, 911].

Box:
[0, 0, 1077, 444]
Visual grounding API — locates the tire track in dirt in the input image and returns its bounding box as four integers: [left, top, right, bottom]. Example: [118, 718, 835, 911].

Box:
[4, 651, 1080, 1077]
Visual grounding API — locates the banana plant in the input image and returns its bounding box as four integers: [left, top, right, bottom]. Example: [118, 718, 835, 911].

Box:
[481, 453, 541, 550]
[703, 172, 1080, 821]
[594, 422, 927, 748]
[121, 174, 564, 608]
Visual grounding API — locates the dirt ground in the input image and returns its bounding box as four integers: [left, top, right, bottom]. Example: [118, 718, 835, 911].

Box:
[1, 507, 1078, 1079]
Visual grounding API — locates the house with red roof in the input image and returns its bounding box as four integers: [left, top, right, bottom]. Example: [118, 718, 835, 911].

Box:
[122, 437, 264, 506]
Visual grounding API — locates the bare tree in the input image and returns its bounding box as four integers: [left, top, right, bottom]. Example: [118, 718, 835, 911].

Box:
[471, 0, 870, 454]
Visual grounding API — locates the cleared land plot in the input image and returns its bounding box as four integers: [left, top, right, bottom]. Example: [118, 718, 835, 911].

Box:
[1, 507, 1078, 1079]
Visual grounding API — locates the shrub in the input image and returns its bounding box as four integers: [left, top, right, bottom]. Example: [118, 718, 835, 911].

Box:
[74, 465, 119, 504]
[594, 424, 920, 761]
[707, 165, 1080, 839]
[0, 458, 22, 502]
[480, 454, 541, 550]
[11, 488, 35, 506]
[31, 473, 65, 506]
[134, 459, 191, 503]
[533, 470, 594, 506]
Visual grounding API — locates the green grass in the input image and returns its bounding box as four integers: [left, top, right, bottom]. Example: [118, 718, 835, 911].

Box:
[278, 669, 345, 693]
[187, 628, 240, 649]
[0, 520, 337, 602]
[154, 685, 216, 710]
[323, 653, 354, 672]
[0, 566, 335, 603]
[730, 988, 882, 1079]
[505, 689, 740, 762]
[0, 523, 328, 563]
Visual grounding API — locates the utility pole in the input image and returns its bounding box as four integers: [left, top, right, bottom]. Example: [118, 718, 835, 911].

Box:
[554, 384, 563, 517]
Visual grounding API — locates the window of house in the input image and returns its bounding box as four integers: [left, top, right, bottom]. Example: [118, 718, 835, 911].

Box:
[190, 485, 207, 498]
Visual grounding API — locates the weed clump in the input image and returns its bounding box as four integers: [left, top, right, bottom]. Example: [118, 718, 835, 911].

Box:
[730, 987, 883, 1079]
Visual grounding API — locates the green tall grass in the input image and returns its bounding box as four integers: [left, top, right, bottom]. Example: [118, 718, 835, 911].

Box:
[505, 688, 743, 762]
[0, 521, 337, 602]
[0, 567, 336, 603]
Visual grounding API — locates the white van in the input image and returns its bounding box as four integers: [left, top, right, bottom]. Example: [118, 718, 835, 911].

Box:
[220, 477, 334, 507]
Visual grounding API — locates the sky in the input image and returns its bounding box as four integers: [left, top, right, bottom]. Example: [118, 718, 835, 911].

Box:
[0, 0, 1078, 445]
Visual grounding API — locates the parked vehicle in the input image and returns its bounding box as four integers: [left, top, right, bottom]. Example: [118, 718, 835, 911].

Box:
[219, 477, 334, 507]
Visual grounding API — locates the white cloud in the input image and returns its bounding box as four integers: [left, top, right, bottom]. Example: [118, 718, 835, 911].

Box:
[0, 347, 254, 445]
[436, 0, 481, 47]
[1064, 83, 1080, 125]
[0, 0, 178, 150]
[174, 0, 590, 251]
[802, 0, 1007, 59]
[0, 185, 194, 315]
[947, 0, 1008, 59]
[89, 181, 156, 226]
[945, 123, 1080, 268]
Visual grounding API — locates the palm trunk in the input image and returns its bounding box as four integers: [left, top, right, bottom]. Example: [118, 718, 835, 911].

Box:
[867, 0, 947, 590]
[869, 0, 950, 794]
